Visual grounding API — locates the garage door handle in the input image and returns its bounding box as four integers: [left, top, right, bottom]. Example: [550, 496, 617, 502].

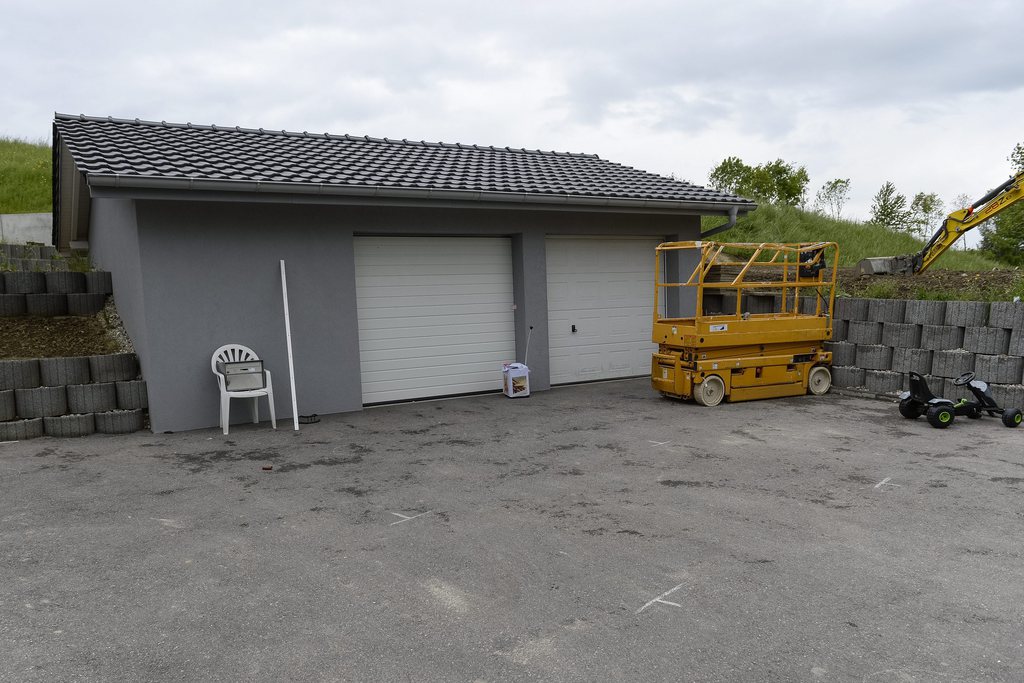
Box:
[571, 324, 577, 333]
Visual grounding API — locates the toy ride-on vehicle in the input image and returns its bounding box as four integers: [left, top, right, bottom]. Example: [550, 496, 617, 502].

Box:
[898, 371, 1023, 429]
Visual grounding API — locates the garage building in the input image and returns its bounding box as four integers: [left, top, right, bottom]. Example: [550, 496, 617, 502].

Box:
[52, 114, 755, 432]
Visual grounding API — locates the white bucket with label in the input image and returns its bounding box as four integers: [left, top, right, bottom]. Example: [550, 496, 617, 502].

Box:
[502, 362, 530, 398]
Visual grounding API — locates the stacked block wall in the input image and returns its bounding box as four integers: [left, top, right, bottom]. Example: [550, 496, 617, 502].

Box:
[828, 299, 1024, 408]
[1, 269, 113, 318]
[0, 354, 148, 440]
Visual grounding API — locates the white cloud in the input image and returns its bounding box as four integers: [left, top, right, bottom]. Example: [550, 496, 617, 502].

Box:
[3, 0, 1023, 241]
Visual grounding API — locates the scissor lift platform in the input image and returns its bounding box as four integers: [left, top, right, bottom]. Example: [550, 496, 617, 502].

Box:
[651, 240, 838, 406]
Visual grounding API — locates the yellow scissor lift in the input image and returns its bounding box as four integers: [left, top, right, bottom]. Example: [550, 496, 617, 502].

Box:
[651, 240, 838, 406]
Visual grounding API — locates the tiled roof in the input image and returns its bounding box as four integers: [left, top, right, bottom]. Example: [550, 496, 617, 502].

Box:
[53, 114, 754, 210]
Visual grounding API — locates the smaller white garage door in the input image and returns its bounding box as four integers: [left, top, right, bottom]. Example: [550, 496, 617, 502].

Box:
[547, 237, 661, 384]
[355, 237, 515, 404]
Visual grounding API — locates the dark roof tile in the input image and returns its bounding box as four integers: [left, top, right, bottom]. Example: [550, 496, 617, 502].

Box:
[53, 114, 753, 209]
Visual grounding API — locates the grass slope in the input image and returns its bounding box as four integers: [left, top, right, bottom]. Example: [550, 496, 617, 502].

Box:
[704, 204, 1004, 271]
[0, 137, 52, 214]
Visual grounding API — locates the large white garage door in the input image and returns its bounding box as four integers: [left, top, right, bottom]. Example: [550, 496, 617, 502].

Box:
[547, 237, 661, 384]
[355, 237, 515, 404]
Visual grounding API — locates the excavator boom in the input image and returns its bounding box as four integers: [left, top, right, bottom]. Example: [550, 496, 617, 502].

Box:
[857, 171, 1024, 275]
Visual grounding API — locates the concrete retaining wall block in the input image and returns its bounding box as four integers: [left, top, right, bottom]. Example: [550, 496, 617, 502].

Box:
[865, 369, 903, 395]
[855, 344, 893, 370]
[942, 378, 964, 401]
[742, 292, 776, 314]
[835, 298, 869, 321]
[988, 301, 1024, 330]
[43, 271, 86, 294]
[881, 323, 922, 348]
[88, 354, 139, 383]
[1009, 329, 1024, 357]
[84, 271, 113, 295]
[0, 418, 44, 441]
[18, 244, 40, 259]
[962, 327, 1010, 355]
[973, 354, 1024, 385]
[66, 383, 117, 414]
[95, 409, 144, 434]
[0, 389, 14, 421]
[944, 301, 989, 327]
[847, 321, 882, 345]
[115, 380, 148, 410]
[44, 413, 96, 438]
[831, 366, 865, 388]
[39, 357, 90, 387]
[0, 294, 27, 316]
[702, 291, 738, 315]
[26, 293, 69, 316]
[867, 299, 907, 323]
[903, 300, 946, 325]
[2, 271, 46, 294]
[831, 319, 848, 341]
[14, 386, 68, 418]
[931, 349, 975, 378]
[890, 348, 933, 375]
[67, 293, 107, 316]
[825, 341, 857, 366]
[0, 359, 41, 390]
[920, 325, 965, 351]
[989, 384, 1024, 410]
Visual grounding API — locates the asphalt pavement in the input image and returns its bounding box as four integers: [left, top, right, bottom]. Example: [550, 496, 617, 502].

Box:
[2, 379, 1023, 682]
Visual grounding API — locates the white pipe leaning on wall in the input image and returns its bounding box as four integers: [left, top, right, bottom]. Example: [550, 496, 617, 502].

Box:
[280, 260, 299, 431]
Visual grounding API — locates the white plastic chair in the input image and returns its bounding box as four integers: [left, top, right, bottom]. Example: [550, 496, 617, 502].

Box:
[211, 344, 276, 435]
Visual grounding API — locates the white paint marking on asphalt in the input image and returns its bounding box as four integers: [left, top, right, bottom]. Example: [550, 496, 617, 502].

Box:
[636, 582, 686, 614]
[874, 477, 901, 489]
[647, 440, 673, 448]
[390, 511, 432, 526]
[0, 441, 19, 445]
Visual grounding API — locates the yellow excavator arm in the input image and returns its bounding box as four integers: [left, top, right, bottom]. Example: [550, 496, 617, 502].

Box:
[857, 171, 1024, 275]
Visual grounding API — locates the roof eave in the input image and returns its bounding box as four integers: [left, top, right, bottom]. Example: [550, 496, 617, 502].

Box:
[84, 174, 756, 215]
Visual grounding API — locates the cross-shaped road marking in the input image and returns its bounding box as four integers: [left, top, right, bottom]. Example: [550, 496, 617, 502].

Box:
[636, 582, 686, 614]
[389, 511, 432, 526]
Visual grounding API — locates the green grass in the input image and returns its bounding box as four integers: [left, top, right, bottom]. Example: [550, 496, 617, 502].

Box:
[0, 137, 52, 214]
[703, 204, 1004, 271]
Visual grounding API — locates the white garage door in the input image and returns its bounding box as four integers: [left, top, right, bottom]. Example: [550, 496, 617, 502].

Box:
[547, 237, 661, 384]
[355, 237, 516, 404]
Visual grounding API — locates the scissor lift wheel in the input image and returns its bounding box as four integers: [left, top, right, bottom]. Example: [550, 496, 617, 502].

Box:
[693, 375, 726, 407]
[808, 366, 832, 396]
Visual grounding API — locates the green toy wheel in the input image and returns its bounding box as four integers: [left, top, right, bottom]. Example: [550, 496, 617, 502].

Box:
[926, 404, 955, 429]
[1002, 408, 1022, 428]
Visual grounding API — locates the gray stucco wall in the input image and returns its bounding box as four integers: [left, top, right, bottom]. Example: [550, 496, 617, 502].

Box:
[88, 195, 700, 432]
[89, 199, 150, 364]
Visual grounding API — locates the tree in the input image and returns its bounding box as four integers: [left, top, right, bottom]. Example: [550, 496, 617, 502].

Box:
[707, 157, 809, 206]
[1010, 142, 1024, 173]
[951, 193, 974, 250]
[909, 192, 945, 238]
[978, 142, 1024, 266]
[813, 178, 851, 219]
[707, 157, 748, 196]
[869, 181, 911, 232]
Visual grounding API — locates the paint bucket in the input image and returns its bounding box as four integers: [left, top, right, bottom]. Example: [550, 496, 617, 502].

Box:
[502, 363, 530, 398]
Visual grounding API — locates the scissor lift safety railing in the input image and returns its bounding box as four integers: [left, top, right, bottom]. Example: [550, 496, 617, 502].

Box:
[651, 240, 839, 406]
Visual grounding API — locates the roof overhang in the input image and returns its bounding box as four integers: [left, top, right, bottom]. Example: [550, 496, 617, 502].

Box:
[83, 172, 755, 217]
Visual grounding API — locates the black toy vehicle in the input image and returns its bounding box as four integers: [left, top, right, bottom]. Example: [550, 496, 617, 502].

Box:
[898, 371, 1022, 429]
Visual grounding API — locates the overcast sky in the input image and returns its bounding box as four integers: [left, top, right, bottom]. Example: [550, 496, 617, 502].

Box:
[3, 0, 1023, 241]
